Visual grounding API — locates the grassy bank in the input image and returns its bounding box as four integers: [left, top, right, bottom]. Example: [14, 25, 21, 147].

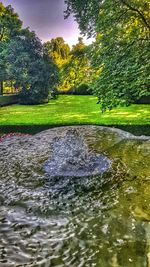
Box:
[0, 95, 150, 135]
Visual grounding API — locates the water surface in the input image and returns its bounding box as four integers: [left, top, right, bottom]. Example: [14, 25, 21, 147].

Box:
[0, 126, 150, 267]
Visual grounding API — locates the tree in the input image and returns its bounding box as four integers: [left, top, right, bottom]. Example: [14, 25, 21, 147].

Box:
[0, 2, 22, 94]
[65, 0, 150, 36]
[43, 48, 60, 98]
[44, 37, 70, 95]
[60, 37, 92, 94]
[0, 3, 59, 103]
[5, 29, 58, 104]
[44, 37, 70, 68]
[0, 41, 7, 94]
[65, 0, 150, 110]
[0, 3, 22, 41]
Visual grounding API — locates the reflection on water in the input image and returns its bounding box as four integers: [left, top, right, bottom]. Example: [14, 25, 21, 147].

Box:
[0, 172, 150, 267]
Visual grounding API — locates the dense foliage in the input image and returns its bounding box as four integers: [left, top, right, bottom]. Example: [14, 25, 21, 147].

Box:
[0, 3, 22, 94]
[61, 37, 92, 94]
[44, 37, 70, 68]
[65, 0, 150, 110]
[44, 37, 92, 95]
[0, 3, 58, 104]
[0, 3, 22, 42]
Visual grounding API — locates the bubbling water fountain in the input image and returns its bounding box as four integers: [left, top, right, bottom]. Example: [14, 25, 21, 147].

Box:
[44, 129, 111, 177]
[0, 126, 149, 267]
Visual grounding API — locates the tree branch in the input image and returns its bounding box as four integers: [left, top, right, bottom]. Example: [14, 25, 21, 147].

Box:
[119, 0, 150, 31]
[0, 27, 4, 42]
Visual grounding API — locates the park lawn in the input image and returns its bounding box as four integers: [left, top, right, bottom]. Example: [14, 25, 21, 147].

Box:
[0, 95, 150, 135]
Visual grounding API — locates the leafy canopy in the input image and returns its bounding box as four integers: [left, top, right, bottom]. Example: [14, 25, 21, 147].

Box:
[60, 37, 92, 94]
[0, 3, 22, 41]
[0, 2, 59, 103]
[44, 37, 92, 94]
[44, 37, 70, 68]
[65, 0, 150, 110]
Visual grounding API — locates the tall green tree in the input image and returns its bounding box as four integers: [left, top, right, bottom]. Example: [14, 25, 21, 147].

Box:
[44, 37, 70, 68]
[65, 0, 150, 36]
[44, 37, 70, 94]
[0, 2, 22, 94]
[0, 3, 59, 103]
[0, 41, 7, 94]
[60, 37, 91, 93]
[5, 29, 58, 104]
[65, 0, 150, 110]
[0, 3, 22, 41]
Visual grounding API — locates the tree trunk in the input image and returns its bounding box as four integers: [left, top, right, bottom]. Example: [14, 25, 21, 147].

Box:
[0, 81, 4, 95]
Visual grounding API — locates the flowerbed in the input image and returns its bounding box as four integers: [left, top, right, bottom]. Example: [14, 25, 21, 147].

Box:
[0, 133, 31, 142]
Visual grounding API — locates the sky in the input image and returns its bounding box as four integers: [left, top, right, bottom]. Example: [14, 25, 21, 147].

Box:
[1, 0, 94, 46]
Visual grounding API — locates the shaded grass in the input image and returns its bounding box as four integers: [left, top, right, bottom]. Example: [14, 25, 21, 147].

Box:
[0, 95, 150, 135]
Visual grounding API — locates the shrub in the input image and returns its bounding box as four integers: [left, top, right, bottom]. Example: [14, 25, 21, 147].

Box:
[72, 84, 93, 95]
[58, 84, 93, 95]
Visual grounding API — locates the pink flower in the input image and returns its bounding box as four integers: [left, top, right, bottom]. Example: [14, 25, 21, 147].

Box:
[0, 133, 31, 142]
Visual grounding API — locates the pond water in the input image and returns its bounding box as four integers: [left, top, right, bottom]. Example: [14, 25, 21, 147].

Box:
[0, 126, 150, 267]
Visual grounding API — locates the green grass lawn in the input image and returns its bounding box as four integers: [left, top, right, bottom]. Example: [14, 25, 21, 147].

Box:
[0, 95, 150, 135]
